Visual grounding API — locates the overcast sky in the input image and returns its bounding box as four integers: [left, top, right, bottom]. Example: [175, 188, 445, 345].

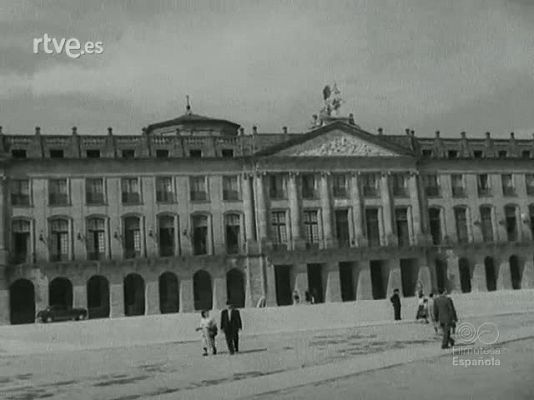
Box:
[1, 0, 534, 138]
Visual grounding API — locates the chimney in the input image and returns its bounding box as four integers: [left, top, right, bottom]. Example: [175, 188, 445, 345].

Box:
[35, 126, 41, 135]
[461, 131, 466, 139]
[107, 127, 113, 135]
[349, 113, 355, 125]
[377, 127, 383, 135]
[435, 130, 440, 138]
[410, 130, 415, 137]
[486, 131, 491, 139]
[283, 126, 288, 134]
[142, 127, 148, 136]
[239, 127, 244, 136]
[510, 132, 515, 139]
[405, 128, 410, 136]
[252, 126, 257, 135]
[72, 126, 77, 135]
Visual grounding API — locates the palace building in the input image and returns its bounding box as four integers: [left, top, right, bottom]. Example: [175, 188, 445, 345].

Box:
[1, 105, 534, 324]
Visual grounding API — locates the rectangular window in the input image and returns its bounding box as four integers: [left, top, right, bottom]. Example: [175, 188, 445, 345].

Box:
[365, 208, 380, 246]
[522, 150, 531, 159]
[124, 217, 141, 258]
[428, 208, 442, 245]
[225, 214, 241, 254]
[526, 174, 534, 196]
[423, 174, 440, 197]
[271, 211, 288, 246]
[332, 174, 348, 198]
[122, 150, 135, 159]
[501, 174, 515, 196]
[10, 179, 30, 206]
[451, 174, 465, 197]
[303, 210, 319, 248]
[395, 208, 410, 247]
[477, 174, 491, 197]
[50, 149, 64, 159]
[480, 207, 494, 243]
[190, 176, 208, 201]
[301, 174, 318, 199]
[121, 178, 141, 204]
[87, 218, 106, 260]
[12, 149, 27, 159]
[454, 208, 469, 244]
[505, 206, 518, 242]
[49, 179, 69, 206]
[421, 149, 432, 158]
[156, 149, 169, 158]
[361, 173, 379, 197]
[158, 215, 175, 257]
[192, 215, 208, 255]
[221, 149, 234, 158]
[86, 178, 105, 205]
[498, 150, 507, 159]
[50, 219, 69, 261]
[269, 175, 287, 199]
[86, 150, 100, 158]
[334, 209, 350, 247]
[391, 173, 408, 197]
[473, 150, 484, 159]
[189, 149, 202, 158]
[223, 176, 240, 201]
[12, 220, 30, 264]
[156, 177, 174, 203]
[448, 150, 458, 159]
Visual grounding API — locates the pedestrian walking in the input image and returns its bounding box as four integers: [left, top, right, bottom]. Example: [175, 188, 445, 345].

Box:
[433, 289, 458, 349]
[220, 302, 242, 355]
[427, 293, 439, 334]
[390, 288, 401, 321]
[195, 310, 217, 356]
[415, 292, 429, 323]
[292, 290, 300, 305]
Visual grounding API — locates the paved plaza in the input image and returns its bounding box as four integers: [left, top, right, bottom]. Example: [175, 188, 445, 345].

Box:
[0, 308, 533, 400]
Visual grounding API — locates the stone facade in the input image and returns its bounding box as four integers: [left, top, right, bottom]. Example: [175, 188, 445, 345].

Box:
[1, 113, 534, 324]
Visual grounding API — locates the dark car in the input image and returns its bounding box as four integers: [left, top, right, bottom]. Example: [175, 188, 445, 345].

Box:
[36, 305, 88, 323]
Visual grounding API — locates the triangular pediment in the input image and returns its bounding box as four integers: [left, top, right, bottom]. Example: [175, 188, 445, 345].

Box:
[273, 128, 402, 157]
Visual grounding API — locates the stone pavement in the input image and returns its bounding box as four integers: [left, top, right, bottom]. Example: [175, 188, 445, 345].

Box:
[0, 311, 533, 400]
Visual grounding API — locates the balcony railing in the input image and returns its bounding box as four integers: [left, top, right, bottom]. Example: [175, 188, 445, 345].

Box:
[190, 191, 208, 201]
[121, 193, 140, 204]
[49, 193, 69, 206]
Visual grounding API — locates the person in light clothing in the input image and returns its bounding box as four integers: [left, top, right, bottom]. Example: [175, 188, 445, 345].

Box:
[196, 310, 217, 356]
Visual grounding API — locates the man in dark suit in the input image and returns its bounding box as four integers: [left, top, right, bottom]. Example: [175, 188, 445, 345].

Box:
[433, 289, 458, 349]
[390, 288, 401, 320]
[220, 302, 242, 355]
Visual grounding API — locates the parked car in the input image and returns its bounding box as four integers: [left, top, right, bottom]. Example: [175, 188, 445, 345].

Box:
[36, 305, 88, 323]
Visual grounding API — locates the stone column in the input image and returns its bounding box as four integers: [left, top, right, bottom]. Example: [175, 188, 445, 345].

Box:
[320, 173, 335, 248]
[145, 280, 160, 315]
[288, 173, 303, 249]
[0, 275, 9, 324]
[446, 253, 461, 293]
[386, 259, 403, 296]
[264, 259, 278, 306]
[212, 275, 227, 310]
[179, 278, 194, 313]
[417, 263, 431, 293]
[471, 258, 487, 292]
[380, 173, 394, 245]
[292, 263, 308, 299]
[356, 262, 373, 300]
[242, 175, 256, 245]
[409, 173, 423, 244]
[324, 262, 341, 302]
[350, 174, 364, 246]
[73, 284, 87, 309]
[497, 259, 512, 290]
[110, 282, 125, 318]
[522, 257, 534, 289]
[255, 174, 268, 244]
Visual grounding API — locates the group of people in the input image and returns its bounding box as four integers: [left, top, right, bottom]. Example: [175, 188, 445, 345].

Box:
[390, 287, 458, 349]
[196, 301, 242, 356]
[292, 289, 317, 305]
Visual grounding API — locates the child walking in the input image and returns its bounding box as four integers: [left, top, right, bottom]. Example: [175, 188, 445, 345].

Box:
[196, 310, 217, 356]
